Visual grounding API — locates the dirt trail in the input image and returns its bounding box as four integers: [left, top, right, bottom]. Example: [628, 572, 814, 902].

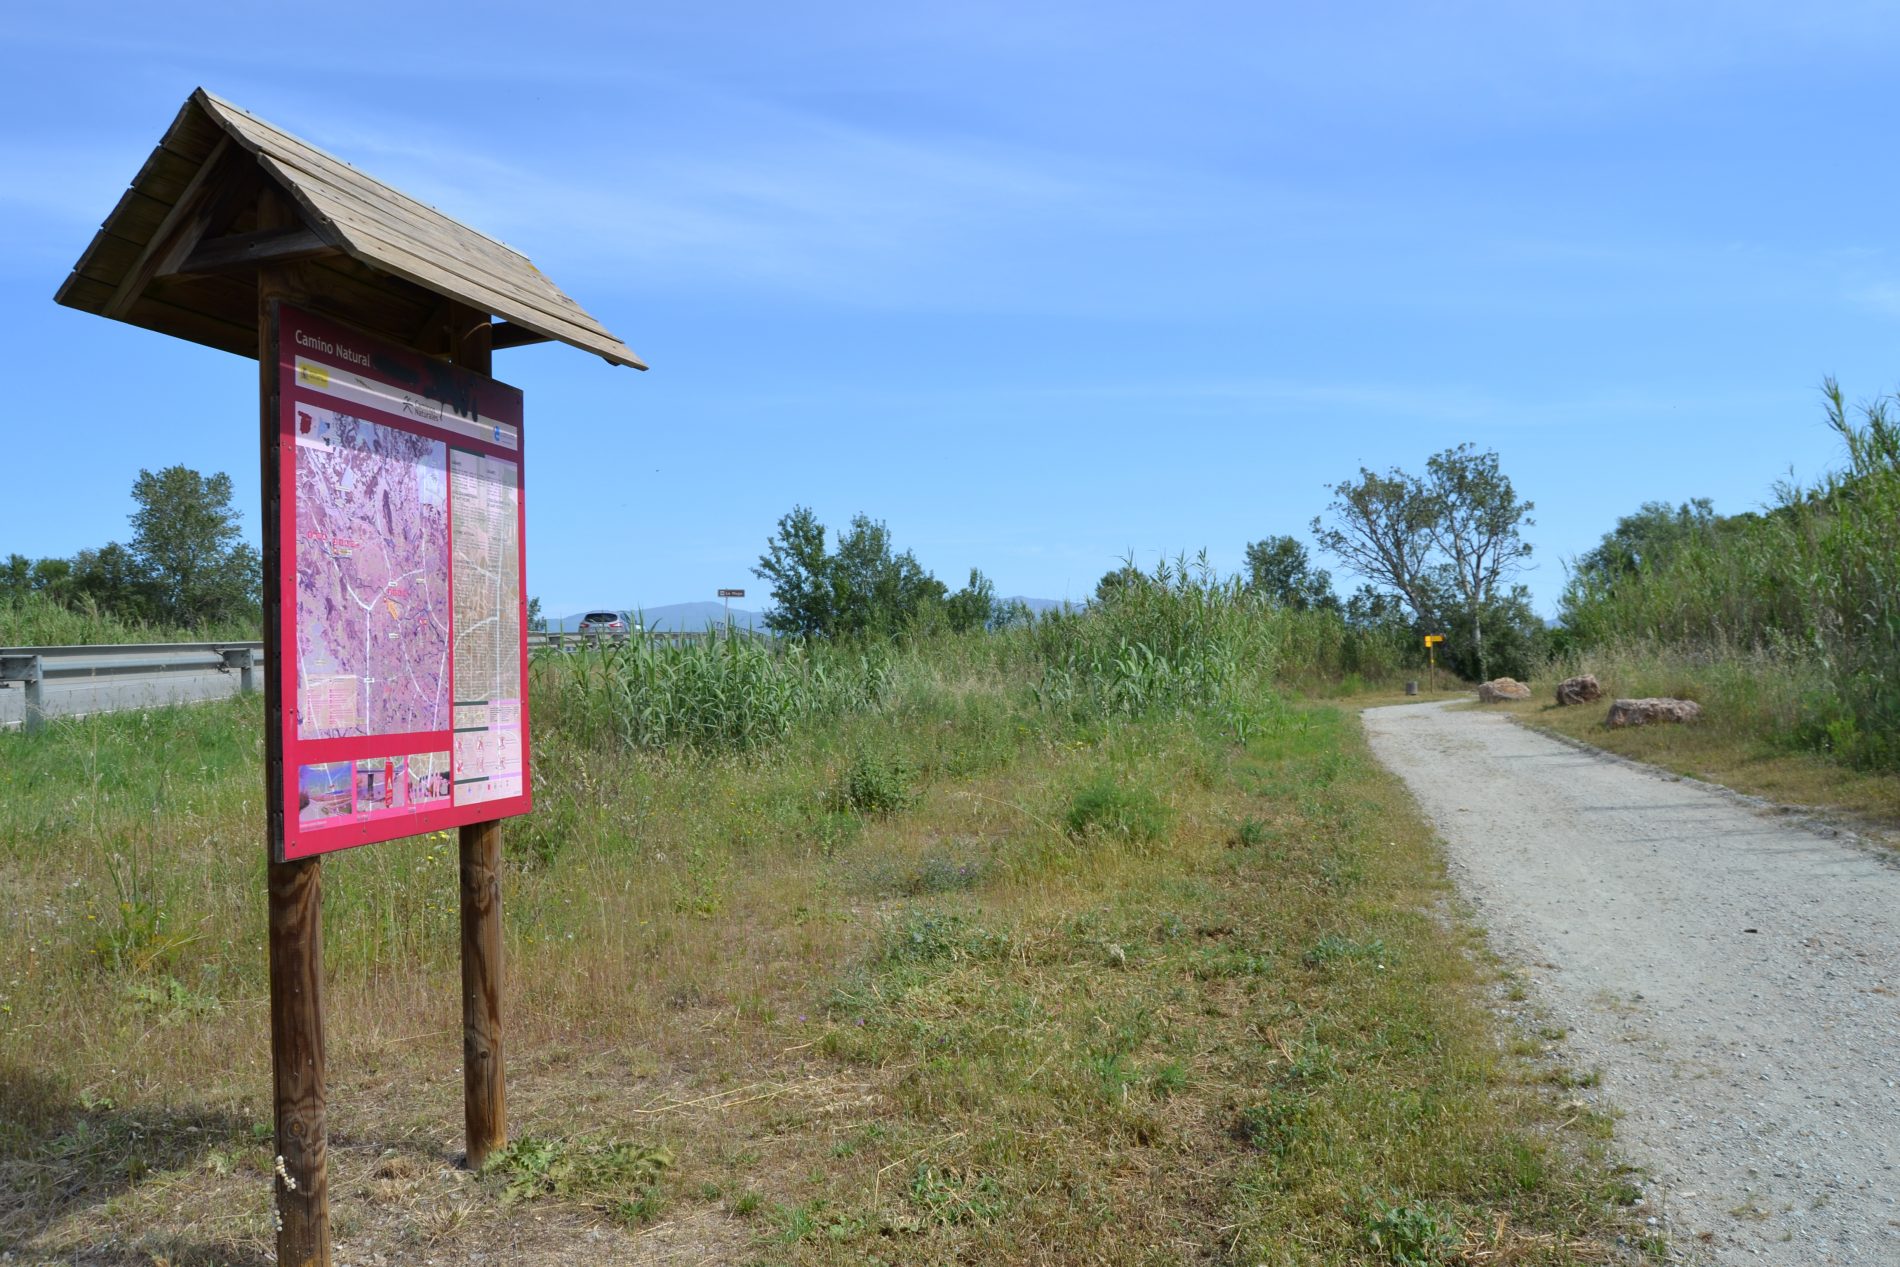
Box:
[1363, 700, 1899, 1264]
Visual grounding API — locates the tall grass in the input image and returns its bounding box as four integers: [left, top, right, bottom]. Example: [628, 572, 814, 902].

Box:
[0, 593, 1636, 1262]
[533, 632, 895, 752]
[1003, 554, 1417, 712]
[0, 591, 257, 646]
[1011, 556, 1274, 720]
[1561, 385, 1900, 768]
[531, 556, 1418, 758]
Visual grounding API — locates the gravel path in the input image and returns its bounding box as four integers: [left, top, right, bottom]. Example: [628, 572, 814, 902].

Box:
[1363, 700, 1900, 1264]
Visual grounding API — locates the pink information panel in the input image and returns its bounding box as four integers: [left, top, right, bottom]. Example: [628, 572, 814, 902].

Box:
[273, 304, 531, 860]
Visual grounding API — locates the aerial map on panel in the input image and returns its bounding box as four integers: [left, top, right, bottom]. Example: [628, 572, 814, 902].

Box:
[277, 304, 529, 860]
[293, 403, 452, 738]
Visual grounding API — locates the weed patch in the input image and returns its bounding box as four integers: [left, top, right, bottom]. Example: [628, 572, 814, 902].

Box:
[830, 746, 916, 815]
[874, 910, 1011, 967]
[481, 1135, 673, 1226]
[1361, 1199, 1462, 1266]
[1064, 775, 1169, 843]
[906, 1162, 1003, 1226]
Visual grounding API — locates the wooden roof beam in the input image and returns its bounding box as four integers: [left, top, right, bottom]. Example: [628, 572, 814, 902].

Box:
[491, 321, 552, 350]
[168, 226, 339, 276]
[60, 90, 646, 369]
[102, 136, 232, 318]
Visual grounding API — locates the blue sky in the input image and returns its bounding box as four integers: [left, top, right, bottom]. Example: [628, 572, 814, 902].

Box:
[7, 3, 1900, 617]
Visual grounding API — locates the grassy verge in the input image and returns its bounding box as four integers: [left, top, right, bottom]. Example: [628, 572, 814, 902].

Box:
[1481, 673, 1900, 843]
[1, 642, 1641, 1263]
[0, 591, 257, 646]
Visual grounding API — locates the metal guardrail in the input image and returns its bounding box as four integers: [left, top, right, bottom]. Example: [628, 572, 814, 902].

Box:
[1, 630, 764, 733]
[528, 629, 752, 653]
[0, 641, 262, 735]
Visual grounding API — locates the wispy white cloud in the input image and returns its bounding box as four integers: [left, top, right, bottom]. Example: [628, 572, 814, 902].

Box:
[1849, 281, 1900, 317]
[257, 80, 1319, 317]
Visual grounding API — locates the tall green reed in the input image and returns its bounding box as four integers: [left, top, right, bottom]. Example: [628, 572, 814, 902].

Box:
[1561, 384, 1900, 768]
[531, 562, 1417, 758]
[533, 631, 893, 753]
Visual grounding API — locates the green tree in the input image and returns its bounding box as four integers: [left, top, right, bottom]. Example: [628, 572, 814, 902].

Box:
[128, 465, 259, 627]
[69, 543, 153, 619]
[753, 507, 964, 640]
[1317, 447, 1539, 681]
[29, 556, 76, 605]
[1242, 535, 1336, 610]
[1311, 468, 1438, 622]
[992, 597, 1038, 629]
[831, 514, 945, 638]
[1093, 564, 1148, 605]
[1419, 445, 1535, 681]
[1, 554, 31, 600]
[945, 568, 997, 633]
[1572, 499, 1715, 582]
[1441, 584, 1547, 681]
[1344, 582, 1411, 631]
[527, 595, 546, 633]
[754, 505, 837, 639]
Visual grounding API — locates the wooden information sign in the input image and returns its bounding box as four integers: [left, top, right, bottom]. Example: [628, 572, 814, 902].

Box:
[57, 88, 645, 1267]
[267, 303, 532, 860]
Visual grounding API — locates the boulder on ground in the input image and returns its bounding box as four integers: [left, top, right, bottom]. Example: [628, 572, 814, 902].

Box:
[1606, 697, 1702, 727]
[1477, 677, 1532, 703]
[1555, 674, 1602, 706]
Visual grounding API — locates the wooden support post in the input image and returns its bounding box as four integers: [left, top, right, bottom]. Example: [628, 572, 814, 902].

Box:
[459, 817, 505, 1167]
[259, 216, 331, 1267]
[269, 855, 330, 1264]
[450, 302, 507, 1170]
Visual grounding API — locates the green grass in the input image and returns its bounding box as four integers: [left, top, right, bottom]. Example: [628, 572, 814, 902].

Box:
[1495, 677, 1900, 842]
[0, 586, 1643, 1264]
[0, 591, 257, 646]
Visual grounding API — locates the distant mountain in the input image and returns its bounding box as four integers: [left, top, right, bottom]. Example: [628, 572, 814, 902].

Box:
[551, 603, 765, 634]
[1001, 596, 1075, 616]
[550, 596, 1069, 635]
[638, 602, 768, 633]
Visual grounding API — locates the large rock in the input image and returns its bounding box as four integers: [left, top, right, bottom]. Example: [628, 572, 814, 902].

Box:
[1555, 674, 1602, 706]
[1606, 697, 1702, 727]
[1477, 677, 1532, 703]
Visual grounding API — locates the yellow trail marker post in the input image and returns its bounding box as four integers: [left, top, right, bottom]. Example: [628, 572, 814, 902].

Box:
[1423, 634, 1446, 694]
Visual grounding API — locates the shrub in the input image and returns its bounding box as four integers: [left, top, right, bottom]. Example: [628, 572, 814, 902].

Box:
[876, 910, 1010, 966]
[1361, 1200, 1461, 1266]
[1064, 776, 1169, 844]
[831, 747, 915, 815]
[1232, 1092, 1309, 1158]
[1559, 386, 1900, 771]
[481, 1135, 673, 1212]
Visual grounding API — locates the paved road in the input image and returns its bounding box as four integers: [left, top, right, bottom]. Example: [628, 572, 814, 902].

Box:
[1364, 700, 1899, 1265]
[0, 652, 264, 729]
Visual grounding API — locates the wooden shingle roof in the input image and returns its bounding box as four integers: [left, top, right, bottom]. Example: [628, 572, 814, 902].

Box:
[56, 88, 646, 370]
